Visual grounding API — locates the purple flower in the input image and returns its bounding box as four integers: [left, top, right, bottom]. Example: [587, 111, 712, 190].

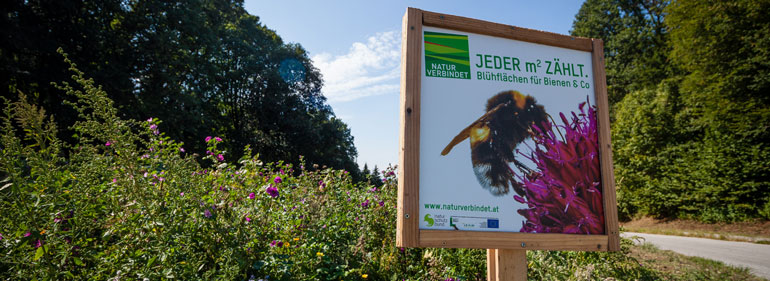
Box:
[0, 233, 3, 240]
[245, 216, 252, 222]
[105, 141, 111, 146]
[149, 124, 157, 131]
[146, 118, 153, 123]
[270, 240, 283, 247]
[34, 239, 43, 248]
[204, 210, 212, 218]
[379, 201, 385, 207]
[361, 199, 370, 208]
[274, 176, 282, 184]
[217, 154, 224, 162]
[215, 136, 222, 142]
[265, 185, 279, 198]
[248, 192, 255, 199]
[205, 136, 212, 142]
[179, 147, 185, 153]
[516, 102, 604, 235]
[180, 192, 185, 196]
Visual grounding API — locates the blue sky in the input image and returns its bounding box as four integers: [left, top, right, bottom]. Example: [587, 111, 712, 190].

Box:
[244, 0, 586, 170]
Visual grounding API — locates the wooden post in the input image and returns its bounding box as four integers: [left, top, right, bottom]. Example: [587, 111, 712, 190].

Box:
[488, 249, 527, 281]
[487, 249, 497, 280]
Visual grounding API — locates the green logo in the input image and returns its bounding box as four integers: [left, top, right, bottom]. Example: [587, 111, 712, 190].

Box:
[424, 31, 471, 79]
[424, 214, 434, 227]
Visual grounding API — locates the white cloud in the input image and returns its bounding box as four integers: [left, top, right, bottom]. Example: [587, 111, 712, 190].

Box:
[312, 31, 401, 102]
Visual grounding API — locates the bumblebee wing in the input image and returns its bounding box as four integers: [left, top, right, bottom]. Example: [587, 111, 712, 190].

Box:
[441, 102, 509, 156]
[441, 122, 474, 155]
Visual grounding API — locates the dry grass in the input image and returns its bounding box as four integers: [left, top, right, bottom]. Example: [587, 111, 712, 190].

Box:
[622, 217, 770, 243]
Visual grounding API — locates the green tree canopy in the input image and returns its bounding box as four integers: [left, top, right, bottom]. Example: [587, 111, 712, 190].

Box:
[574, 0, 770, 221]
[1, 0, 360, 178]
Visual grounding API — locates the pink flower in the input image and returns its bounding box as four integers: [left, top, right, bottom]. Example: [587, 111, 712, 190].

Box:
[217, 154, 224, 162]
[179, 147, 185, 153]
[248, 192, 255, 199]
[205, 136, 212, 142]
[265, 185, 279, 198]
[516, 102, 604, 235]
[180, 192, 185, 196]
[274, 176, 282, 184]
[245, 216, 252, 222]
[215, 136, 222, 142]
[105, 141, 112, 146]
[24, 232, 31, 237]
[146, 118, 153, 123]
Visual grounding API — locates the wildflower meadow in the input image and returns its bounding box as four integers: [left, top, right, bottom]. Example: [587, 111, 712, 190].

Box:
[0, 53, 663, 280]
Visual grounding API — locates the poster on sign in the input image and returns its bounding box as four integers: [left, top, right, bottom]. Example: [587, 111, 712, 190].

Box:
[397, 8, 619, 251]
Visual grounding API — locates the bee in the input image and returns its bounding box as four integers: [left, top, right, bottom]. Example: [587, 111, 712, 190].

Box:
[441, 90, 548, 196]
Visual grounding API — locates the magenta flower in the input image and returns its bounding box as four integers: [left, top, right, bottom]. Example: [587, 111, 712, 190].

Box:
[205, 136, 212, 142]
[215, 136, 222, 142]
[274, 175, 282, 184]
[105, 141, 112, 146]
[34, 239, 43, 248]
[361, 199, 370, 208]
[379, 201, 385, 207]
[149, 124, 157, 131]
[265, 185, 279, 198]
[248, 192, 255, 199]
[179, 147, 185, 153]
[180, 192, 185, 196]
[24, 232, 31, 237]
[245, 216, 252, 222]
[516, 101, 605, 235]
[0, 233, 3, 240]
[146, 118, 153, 123]
[217, 154, 224, 162]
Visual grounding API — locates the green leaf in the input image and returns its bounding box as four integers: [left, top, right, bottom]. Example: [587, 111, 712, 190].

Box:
[147, 255, 158, 268]
[73, 257, 84, 266]
[34, 247, 44, 261]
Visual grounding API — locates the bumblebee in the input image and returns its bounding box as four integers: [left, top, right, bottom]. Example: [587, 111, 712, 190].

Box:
[441, 90, 548, 196]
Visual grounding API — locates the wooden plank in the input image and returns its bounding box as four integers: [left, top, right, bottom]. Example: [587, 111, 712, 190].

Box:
[396, 7, 423, 248]
[422, 10, 592, 52]
[420, 230, 608, 251]
[496, 249, 527, 281]
[591, 39, 620, 251]
[487, 249, 497, 281]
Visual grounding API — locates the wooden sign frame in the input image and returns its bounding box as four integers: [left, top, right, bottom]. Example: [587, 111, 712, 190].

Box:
[397, 8, 620, 252]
